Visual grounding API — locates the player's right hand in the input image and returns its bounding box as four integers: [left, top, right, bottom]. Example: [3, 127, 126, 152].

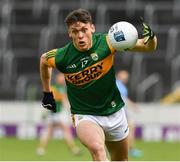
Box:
[140, 17, 155, 44]
[42, 92, 56, 113]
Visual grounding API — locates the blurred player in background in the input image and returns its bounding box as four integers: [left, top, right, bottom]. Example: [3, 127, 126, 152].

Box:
[161, 86, 180, 104]
[40, 8, 157, 161]
[116, 70, 143, 158]
[37, 73, 80, 156]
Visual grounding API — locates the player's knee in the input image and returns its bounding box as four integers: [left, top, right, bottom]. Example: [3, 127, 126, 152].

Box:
[88, 142, 105, 156]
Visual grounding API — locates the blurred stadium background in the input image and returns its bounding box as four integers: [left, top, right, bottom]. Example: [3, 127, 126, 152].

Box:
[0, 0, 180, 161]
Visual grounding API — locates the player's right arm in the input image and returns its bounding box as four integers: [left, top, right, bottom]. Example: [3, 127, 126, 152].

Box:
[40, 49, 57, 92]
[40, 49, 57, 112]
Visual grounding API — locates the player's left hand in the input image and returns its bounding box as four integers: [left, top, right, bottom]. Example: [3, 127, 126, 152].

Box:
[141, 17, 155, 44]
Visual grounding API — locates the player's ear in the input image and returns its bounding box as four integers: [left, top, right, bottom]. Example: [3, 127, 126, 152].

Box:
[68, 29, 72, 38]
[91, 24, 95, 33]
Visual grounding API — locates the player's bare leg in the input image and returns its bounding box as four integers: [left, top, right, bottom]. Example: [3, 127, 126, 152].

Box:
[57, 123, 80, 155]
[128, 121, 142, 157]
[105, 136, 128, 161]
[37, 123, 53, 155]
[128, 121, 135, 150]
[76, 120, 109, 161]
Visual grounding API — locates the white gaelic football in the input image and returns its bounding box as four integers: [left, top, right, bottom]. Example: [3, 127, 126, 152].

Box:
[108, 21, 138, 51]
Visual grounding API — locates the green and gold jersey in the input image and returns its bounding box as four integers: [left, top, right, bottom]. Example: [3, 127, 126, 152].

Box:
[51, 84, 66, 112]
[46, 33, 124, 115]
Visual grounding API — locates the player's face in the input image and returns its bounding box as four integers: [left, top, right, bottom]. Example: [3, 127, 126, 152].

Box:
[68, 22, 95, 52]
[117, 71, 129, 84]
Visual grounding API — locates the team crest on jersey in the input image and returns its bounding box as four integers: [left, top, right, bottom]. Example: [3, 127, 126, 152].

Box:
[90, 53, 98, 61]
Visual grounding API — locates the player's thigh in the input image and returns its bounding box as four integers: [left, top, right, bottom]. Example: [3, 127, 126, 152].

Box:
[105, 136, 128, 160]
[76, 120, 105, 148]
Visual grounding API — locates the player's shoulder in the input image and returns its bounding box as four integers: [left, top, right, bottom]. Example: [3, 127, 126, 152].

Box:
[44, 48, 57, 58]
[93, 32, 109, 47]
[93, 32, 115, 53]
[44, 42, 72, 60]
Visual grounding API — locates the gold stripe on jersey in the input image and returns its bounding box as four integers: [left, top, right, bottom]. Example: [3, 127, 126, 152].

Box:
[106, 35, 116, 54]
[45, 49, 57, 68]
[65, 53, 114, 86]
[45, 49, 57, 60]
[46, 54, 55, 59]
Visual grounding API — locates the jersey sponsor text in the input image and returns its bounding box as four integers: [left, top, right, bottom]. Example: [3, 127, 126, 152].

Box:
[65, 53, 114, 86]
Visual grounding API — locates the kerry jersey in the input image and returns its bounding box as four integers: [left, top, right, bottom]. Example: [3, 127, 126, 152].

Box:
[46, 33, 124, 115]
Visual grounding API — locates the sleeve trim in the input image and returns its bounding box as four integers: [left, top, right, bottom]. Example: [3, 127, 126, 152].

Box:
[106, 35, 116, 54]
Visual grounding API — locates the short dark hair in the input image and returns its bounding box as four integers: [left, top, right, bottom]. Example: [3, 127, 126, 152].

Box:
[65, 8, 92, 27]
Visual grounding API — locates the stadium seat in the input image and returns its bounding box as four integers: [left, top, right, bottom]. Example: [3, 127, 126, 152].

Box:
[9, 28, 40, 52]
[136, 72, 163, 102]
[38, 27, 56, 54]
[13, 49, 39, 77]
[153, 8, 180, 26]
[105, 8, 145, 26]
[165, 27, 179, 62]
[0, 27, 10, 54]
[171, 55, 180, 86]
[0, 0, 13, 28]
[11, 6, 50, 29]
[155, 29, 169, 54]
[56, 8, 97, 26]
[140, 54, 171, 95]
[52, 30, 70, 48]
[0, 50, 15, 100]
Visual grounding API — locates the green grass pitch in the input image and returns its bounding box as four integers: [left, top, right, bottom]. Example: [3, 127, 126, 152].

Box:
[0, 137, 180, 161]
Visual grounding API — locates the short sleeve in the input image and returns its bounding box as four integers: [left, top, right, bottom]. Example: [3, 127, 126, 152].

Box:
[106, 35, 116, 54]
[45, 49, 57, 68]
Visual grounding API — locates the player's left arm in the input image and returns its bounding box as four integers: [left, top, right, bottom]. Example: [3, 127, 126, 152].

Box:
[130, 22, 157, 52]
